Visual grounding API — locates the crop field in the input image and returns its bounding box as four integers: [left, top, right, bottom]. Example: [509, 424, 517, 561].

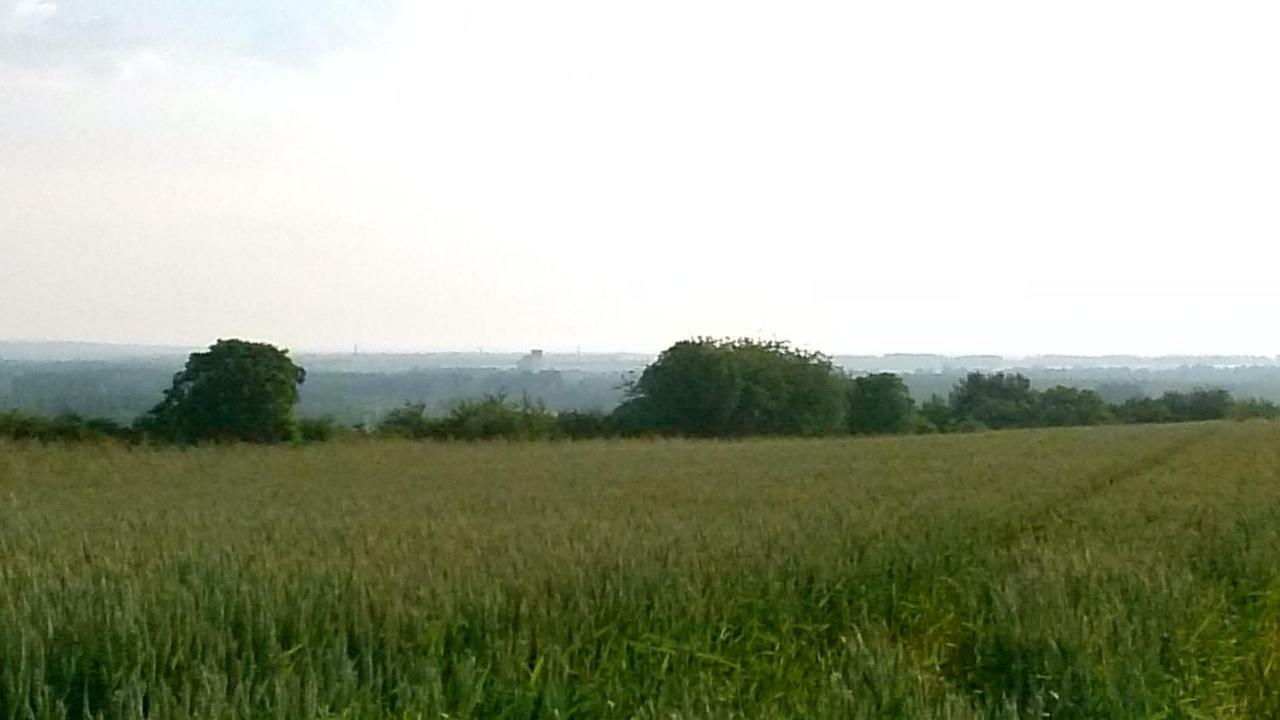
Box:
[3, 422, 1280, 718]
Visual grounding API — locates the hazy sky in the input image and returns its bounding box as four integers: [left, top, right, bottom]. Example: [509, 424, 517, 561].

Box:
[3, 1, 1278, 355]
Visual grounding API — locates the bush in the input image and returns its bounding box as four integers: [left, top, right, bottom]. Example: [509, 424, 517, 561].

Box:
[0, 411, 134, 443]
[1228, 398, 1280, 421]
[918, 395, 954, 432]
[376, 404, 441, 439]
[375, 396, 559, 441]
[952, 418, 989, 433]
[1114, 389, 1236, 425]
[297, 416, 340, 442]
[1115, 396, 1174, 424]
[438, 396, 556, 441]
[555, 410, 618, 439]
[1161, 388, 1233, 422]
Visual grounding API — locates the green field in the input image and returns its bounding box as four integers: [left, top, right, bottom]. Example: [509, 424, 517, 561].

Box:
[3, 423, 1280, 718]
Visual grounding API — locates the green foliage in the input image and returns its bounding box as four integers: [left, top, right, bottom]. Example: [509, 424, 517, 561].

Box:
[846, 373, 915, 435]
[622, 338, 846, 437]
[374, 396, 560, 441]
[375, 403, 439, 439]
[950, 372, 1036, 429]
[0, 410, 134, 443]
[6, 424, 1280, 717]
[1115, 396, 1175, 424]
[437, 395, 557, 440]
[1229, 397, 1280, 420]
[554, 410, 618, 439]
[1116, 389, 1237, 425]
[136, 339, 306, 444]
[296, 416, 339, 442]
[1161, 388, 1234, 422]
[1034, 385, 1111, 427]
[919, 393, 954, 431]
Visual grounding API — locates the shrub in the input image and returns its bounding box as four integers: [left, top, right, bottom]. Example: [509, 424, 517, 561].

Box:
[438, 395, 556, 441]
[0, 411, 133, 443]
[1228, 397, 1280, 421]
[297, 416, 340, 442]
[555, 410, 618, 439]
[376, 403, 441, 439]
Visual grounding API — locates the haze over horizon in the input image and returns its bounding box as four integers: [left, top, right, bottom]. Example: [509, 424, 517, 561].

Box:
[4, 1, 1278, 356]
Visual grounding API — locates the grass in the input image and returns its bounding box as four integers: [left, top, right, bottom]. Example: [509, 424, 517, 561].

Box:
[3, 422, 1280, 717]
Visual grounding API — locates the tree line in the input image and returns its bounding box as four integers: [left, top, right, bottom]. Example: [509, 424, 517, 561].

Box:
[2, 337, 1277, 445]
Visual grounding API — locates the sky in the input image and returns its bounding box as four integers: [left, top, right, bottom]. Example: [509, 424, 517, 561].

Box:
[2, 1, 1278, 356]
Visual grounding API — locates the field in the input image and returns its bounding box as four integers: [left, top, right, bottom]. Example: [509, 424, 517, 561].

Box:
[3, 423, 1280, 718]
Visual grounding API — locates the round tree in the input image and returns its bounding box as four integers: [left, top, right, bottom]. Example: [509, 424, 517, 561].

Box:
[616, 337, 847, 437]
[137, 339, 306, 444]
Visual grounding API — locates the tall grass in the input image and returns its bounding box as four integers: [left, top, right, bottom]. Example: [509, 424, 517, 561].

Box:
[3, 422, 1280, 717]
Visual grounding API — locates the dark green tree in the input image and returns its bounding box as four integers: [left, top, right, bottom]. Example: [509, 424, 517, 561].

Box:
[846, 373, 915, 435]
[1034, 386, 1110, 427]
[614, 339, 741, 436]
[136, 339, 306, 444]
[949, 372, 1035, 429]
[376, 403, 438, 439]
[1160, 388, 1233, 422]
[1114, 396, 1174, 424]
[617, 338, 846, 437]
[918, 394, 954, 431]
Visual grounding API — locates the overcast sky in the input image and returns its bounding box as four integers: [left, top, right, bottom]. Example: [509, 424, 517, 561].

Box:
[2, 1, 1278, 355]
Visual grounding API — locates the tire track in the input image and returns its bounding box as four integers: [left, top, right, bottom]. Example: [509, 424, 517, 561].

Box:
[978, 425, 1216, 547]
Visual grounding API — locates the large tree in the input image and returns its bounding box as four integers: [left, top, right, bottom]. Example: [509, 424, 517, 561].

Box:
[136, 339, 306, 444]
[949, 372, 1035, 429]
[1034, 385, 1110, 427]
[846, 373, 915, 435]
[616, 338, 846, 437]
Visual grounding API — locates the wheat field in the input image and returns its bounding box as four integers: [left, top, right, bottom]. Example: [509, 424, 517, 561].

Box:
[3, 422, 1280, 718]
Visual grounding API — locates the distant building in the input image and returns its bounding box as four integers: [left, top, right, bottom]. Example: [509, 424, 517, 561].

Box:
[516, 349, 545, 372]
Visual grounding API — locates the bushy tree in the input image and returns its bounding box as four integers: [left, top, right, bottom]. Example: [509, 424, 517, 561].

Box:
[136, 339, 306, 444]
[1229, 397, 1280, 420]
[614, 339, 741, 436]
[1114, 388, 1235, 425]
[1114, 396, 1174, 424]
[618, 338, 846, 437]
[1034, 386, 1110, 427]
[376, 403, 438, 439]
[846, 373, 914, 435]
[1, 411, 133, 443]
[918, 394, 954, 432]
[554, 410, 618, 439]
[297, 416, 340, 442]
[438, 395, 556, 440]
[1161, 388, 1233, 422]
[949, 372, 1035, 429]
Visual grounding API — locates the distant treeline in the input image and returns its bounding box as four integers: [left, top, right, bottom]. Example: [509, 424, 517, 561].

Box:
[4, 337, 1277, 445]
[13, 356, 1280, 426]
[0, 362, 628, 424]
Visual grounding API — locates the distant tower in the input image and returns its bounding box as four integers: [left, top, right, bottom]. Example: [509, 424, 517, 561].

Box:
[516, 349, 545, 372]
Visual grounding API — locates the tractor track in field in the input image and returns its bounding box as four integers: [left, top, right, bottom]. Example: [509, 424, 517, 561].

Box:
[981, 426, 1217, 548]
